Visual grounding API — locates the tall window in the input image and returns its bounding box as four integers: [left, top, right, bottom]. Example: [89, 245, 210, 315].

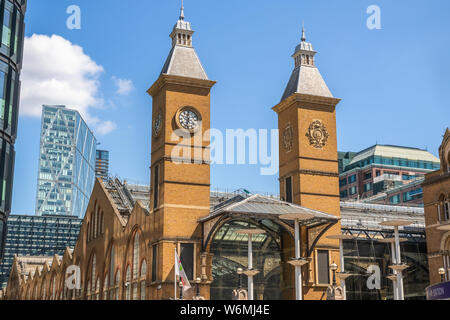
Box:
[103, 274, 109, 300]
[317, 250, 330, 285]
[95, 277, 100, 300]
[93, 205, 98, 238]
[109, 245, 115, 299]
[140, 260, 147, 300]
[180, 243, 194, 280]
[125, 266, 131, 300]
[88, 254, 96, 299]
[152, 245, 158, 282]
[153, 165, 159, 209]
[51, 276, 56, 300]
[445, 199, 450, 222]
[1, 2, 13, 48]
[389, 194, 401, 205]
[285, 177, 292, 203]
[132, 233, 140, 300]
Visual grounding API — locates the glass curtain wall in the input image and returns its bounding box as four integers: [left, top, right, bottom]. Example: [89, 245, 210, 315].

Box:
[343, 238, 429, 300]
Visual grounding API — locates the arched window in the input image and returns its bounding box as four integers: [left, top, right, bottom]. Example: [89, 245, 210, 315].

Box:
[132, 233, 140, 300]
[133, 234, 139, 279]
[140, 260, 147, 300]
[439, 195, 449, 222]
[445, 197, 450, 221]
[125, 266, 131, 300]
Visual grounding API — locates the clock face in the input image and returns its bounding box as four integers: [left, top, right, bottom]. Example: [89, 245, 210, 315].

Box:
[153, 113, 162, 136]
[178, 109, 199, 130]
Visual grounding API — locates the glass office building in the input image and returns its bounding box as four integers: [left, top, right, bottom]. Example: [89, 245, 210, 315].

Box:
[36, 105, 97, 218]
[95, 149, 109, 179]
[0, 0, 26, 262]
[0, 214, 82, 289]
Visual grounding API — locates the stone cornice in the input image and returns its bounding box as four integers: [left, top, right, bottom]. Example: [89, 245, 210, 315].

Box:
[280, 169, 339, 181]
[147, 74, 216, 97]
[422, 172, 450, 187]
[272, 93, 341, 114]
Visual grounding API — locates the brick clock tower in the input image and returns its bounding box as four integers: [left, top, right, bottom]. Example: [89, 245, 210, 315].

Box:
[147, 6, 215, 300]
[273, 27, 343, 300]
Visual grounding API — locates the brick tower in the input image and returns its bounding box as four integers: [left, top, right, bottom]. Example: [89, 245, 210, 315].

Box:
[273, 26, 342, 300]
[147, 5, 215, 300]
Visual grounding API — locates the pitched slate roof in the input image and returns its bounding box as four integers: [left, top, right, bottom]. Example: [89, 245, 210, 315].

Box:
[281, 65, 333, 101]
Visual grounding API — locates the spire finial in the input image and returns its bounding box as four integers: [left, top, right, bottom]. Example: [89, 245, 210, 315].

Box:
[301, 21, 306, 42]
[180, 0, 185, 20]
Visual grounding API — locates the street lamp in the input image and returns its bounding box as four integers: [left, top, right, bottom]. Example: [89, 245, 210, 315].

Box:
[237, 268, 244, 289]
[327, 234, 354, 300]
[439, 267, 446, 283]
[179, 281, 184, 300]
[330, 262, 338, 286]
[195, 278, 202, 297]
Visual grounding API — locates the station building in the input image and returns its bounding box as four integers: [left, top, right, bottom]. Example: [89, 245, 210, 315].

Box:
[1, 7, 432, 301]
[423, 129, 450, 300]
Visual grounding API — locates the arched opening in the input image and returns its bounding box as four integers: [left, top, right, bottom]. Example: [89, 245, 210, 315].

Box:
[210, 219, 288, 300]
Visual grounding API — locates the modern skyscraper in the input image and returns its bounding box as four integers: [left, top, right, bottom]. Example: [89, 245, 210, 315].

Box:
[36, 105, 97, 218]
[95, 149, 109, 180]
[0, 213, 82, 289]
[0, 0, 26, 261]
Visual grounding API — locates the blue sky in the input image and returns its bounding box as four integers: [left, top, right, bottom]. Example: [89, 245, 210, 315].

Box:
[11, 0, 450, 214]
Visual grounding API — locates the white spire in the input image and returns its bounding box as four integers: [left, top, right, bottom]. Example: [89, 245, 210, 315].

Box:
[301, 22, 306, 42]
[180, 0, 185, 20]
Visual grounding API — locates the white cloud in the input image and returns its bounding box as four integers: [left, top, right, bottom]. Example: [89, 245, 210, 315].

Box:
[95, 120, 117, 135]
[112, 76, 134, 95]
[19, 34, 117, 135]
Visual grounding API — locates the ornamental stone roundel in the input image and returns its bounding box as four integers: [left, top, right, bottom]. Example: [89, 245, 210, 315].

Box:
[305, 120, 329, 149]
[283, 124, 294, 152]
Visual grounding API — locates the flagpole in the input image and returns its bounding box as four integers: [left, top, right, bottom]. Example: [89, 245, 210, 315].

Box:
[174, 248, 177, 300]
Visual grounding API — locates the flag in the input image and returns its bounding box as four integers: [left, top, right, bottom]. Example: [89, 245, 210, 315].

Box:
[175, 249, 191, 291]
